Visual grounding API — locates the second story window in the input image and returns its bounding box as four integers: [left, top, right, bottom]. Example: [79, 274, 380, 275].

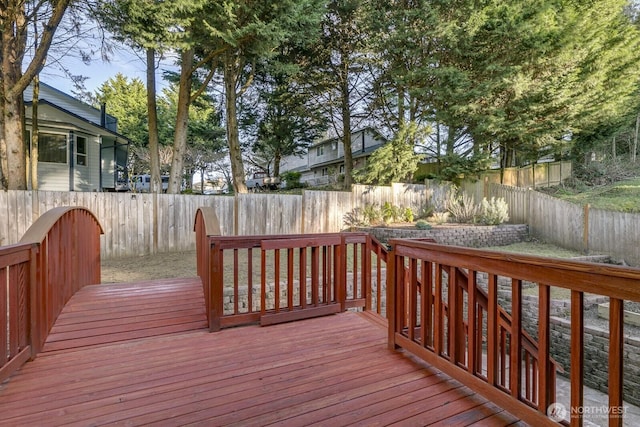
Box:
[317, 146, 324, 156]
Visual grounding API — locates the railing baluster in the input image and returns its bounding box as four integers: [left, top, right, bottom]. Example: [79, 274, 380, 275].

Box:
[510, 278, 522, 399]
[408, 258, 418, 341]
[571, 290, 584, 427]
[609, 298, 624, 427]
[311, 246, 319, 306]
[538, 283, 551, 413]
[487, 273, 498, 386]
[233, 249, 239, 315]
[448, 264, 458, 363]
[274, 249, 280, 312]
[247, 248, 253, 313]
[287, 248, 294, 310]
[468, 269, 477, 375]
[434, 264, 443, 356]
[421, 260, 432, 348]
[300, 247, 307, 309]
[261, 248, 267, 314]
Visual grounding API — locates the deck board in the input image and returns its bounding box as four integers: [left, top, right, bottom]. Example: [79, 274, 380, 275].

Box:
[0, 278, 524, 426]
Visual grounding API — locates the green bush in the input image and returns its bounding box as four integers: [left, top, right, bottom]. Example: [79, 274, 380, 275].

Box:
[382, 201, 401, 224]
[281, 171, 303, 189]
[402, 207, 414, 223]
[362, 204, 382, 224]
[415, 220, 432, 230]
[479, 197, 510, 225]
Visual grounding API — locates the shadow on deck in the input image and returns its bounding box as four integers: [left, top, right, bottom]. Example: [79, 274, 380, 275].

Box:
[0, 278, 523, 426]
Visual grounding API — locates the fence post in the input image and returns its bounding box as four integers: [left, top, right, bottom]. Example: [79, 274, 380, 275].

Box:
[583, 204, 590, 255]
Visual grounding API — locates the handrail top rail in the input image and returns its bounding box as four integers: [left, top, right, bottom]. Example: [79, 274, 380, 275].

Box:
[19, 206, 104, 245]
[0, 242, 38, 269]
[194, 207, 221, 236]
[207, 231, 370, 249]
[390, 238, 640, 301]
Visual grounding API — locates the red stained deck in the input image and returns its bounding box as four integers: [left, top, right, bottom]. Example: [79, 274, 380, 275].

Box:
[0, 278, 524, 426]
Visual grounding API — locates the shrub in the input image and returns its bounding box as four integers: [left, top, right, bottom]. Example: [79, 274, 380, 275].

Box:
[479, 197, 510, 225]
[362, 204, 382, 225]
[402, 207, 414, 223]
[429, 211, 450, 224]
[343, 207, 365, 229]
[415, 220, 432, 230]
[382, 201, 401, 224]
[445, 186, 479, 223]
[281, 171, 303, 189]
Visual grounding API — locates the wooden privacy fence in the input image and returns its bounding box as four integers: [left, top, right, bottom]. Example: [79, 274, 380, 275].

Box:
[195, 208, 388, 331]
[387, 239, 640, 427]
[0, 207, 102, 382]
[0, 184, 432, 259]
[490, 184, 640, 266]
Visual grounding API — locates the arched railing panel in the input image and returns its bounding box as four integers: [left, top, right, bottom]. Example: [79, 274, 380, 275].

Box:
[0, 206, 103, 382]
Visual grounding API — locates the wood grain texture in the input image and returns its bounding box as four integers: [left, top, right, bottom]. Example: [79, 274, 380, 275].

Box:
[0, 288, 520, 426]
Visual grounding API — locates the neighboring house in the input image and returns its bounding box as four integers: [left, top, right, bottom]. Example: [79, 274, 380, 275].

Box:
[280, 127, 387, 187]
[23, 82, 130, 192]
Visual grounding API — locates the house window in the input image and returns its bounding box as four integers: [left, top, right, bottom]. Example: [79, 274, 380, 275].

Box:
[317, 146, 324, 156]
[39, 133, 67, 163]
[340, 164, 344, 173]
[322, 167, 328, 176]
[76, 136, 87, 166]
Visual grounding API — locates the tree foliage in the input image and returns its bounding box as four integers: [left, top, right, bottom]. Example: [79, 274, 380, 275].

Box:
[354, 122, 425, 185]
[95, 74, 148, 147]
[193, 0, 326, 193]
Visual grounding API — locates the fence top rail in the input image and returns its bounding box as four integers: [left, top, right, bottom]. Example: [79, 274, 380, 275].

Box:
[19, 206, 104, 245]
[389, 239, 640, 302]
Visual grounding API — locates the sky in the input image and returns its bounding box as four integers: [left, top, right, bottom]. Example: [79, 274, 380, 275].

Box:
[39, 45, 174, 99]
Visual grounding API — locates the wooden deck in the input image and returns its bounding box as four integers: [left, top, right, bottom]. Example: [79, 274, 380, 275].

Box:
[0, 278, 524, 426]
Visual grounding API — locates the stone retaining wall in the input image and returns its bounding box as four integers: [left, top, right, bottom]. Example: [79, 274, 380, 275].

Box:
[499, 290, 640, 406]
[360, 224, 528, 248]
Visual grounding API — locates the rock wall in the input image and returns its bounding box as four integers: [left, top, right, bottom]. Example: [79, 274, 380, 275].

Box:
[361, 224, 529, 248]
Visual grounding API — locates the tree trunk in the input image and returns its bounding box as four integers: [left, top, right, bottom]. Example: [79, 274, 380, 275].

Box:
[146, 48, 162, 194]
[341, 74, 353, 189]
[612, 135, 617, 162]
[30, 75, 39, 190]
[273, 152, 282, 178]
[633, 112, 639, 164]
[224, 51, 247, 194]
[0, 0, 70, 190]
[168, 48, 194, 194]
[1, 55, 27, 190]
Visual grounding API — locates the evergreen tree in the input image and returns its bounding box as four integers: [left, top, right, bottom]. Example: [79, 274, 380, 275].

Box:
[194, 0, 326, 193]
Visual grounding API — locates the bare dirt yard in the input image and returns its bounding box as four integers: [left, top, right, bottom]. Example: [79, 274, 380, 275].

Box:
[101, 251, 197, 283]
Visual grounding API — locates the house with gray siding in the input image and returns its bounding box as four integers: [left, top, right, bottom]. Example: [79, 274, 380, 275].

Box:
[23, 83, 130, 192]
[279, 128, 387, 186]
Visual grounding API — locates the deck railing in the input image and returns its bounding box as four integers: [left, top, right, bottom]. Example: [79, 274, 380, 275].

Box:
[194, 208, 387, 330]
[387, 239, 640, 427]
[0, 207, 102, 382]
